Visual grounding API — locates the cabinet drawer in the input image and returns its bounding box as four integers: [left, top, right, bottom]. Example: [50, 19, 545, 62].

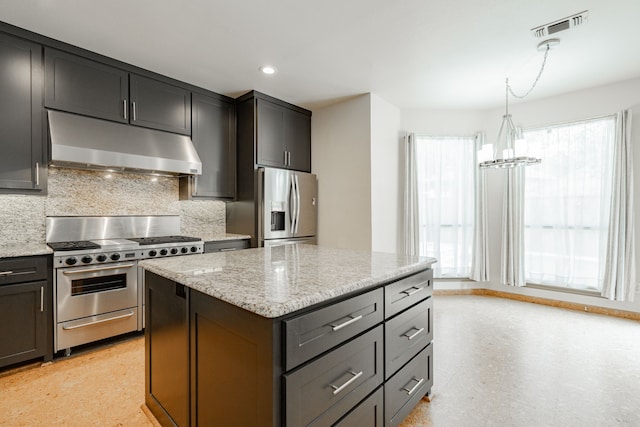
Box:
[0, 256, 48, 286]
[385, 343, 433, 427]
[334, 386, 384, 427]
[284, 288, 383, 371]
[385, 297, 432, 379]
[203, 239, 250, 253]
[284, 325, 384, 427]
[384, 269, 432, 319]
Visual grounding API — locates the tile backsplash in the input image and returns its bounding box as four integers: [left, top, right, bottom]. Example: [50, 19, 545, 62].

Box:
[0, 168, 226, 245]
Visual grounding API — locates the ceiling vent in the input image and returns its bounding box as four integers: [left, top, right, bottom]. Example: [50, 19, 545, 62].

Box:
[531, 10, 589, 38]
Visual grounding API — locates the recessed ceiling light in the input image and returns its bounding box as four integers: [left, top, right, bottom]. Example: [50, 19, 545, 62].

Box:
[259, 65, 277, 75]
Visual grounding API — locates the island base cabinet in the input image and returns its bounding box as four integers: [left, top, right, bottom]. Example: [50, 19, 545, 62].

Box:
[334, 387, 384, 427]
[189, 289, 280, 427]
[145, 274, 189, 427]
[385, 343, 433, 427]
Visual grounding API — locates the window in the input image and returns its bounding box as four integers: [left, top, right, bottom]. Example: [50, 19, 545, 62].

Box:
[416, 135, 476, 278]
[523, 116, 616, 291]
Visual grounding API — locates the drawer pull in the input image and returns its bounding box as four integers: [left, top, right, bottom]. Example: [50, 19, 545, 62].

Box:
[330, 370, 363, 395]
[403, 377, 425, 395]
[330, 314, 363, 331]
[401, 286, 424, 297]
[0, 270, 14, 276]
[403, 327, 425, 340]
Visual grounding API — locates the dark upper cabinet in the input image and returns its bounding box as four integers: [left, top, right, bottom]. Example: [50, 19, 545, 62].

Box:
[130, 74, 191, 135]
[179, 93, 235, 200]
[250, 93, 312, 172]
[44, 47, 128, 123]
[0, 33, 45, 193]
[44, 49, 191, 135]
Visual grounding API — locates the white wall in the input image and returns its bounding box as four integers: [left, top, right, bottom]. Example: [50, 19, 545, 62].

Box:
[370, 94, 402, 254]
[312, 94, 372, 250]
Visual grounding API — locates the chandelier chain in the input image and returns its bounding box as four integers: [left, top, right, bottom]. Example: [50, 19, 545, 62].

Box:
[508, 44, 550, 99]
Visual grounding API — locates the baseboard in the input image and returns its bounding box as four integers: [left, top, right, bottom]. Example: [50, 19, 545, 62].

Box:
[433, 289, 640, 321]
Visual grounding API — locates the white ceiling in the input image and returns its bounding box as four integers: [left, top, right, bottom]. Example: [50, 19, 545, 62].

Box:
[1, 0, 640, 111]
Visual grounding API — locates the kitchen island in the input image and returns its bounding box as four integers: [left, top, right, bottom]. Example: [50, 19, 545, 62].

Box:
[140, 244, 436, 427]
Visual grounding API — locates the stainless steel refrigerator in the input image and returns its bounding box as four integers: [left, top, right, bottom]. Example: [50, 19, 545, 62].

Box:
[226, 167, 317, 247]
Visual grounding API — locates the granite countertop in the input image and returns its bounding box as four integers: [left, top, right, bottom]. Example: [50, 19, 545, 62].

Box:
[0, 243, 53, 258]
[198, 233, 251, 242]
[139, 244, 436, 318]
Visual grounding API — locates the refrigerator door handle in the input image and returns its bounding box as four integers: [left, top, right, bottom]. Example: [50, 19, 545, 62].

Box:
[290, 174, 297, 233]
[294, 174, 301, 234]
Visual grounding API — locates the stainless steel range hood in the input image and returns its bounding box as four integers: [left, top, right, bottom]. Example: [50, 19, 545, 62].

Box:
[48, 110, 202, 176]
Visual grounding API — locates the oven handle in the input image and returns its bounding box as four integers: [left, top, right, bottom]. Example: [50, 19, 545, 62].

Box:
[61, 263, 137, 275]
[62, 310, 135, 330]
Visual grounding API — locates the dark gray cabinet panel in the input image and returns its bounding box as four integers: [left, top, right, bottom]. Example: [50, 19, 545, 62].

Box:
[130, 74, 191, 135]
[0, 34, 44, 193]
[385, 344, 433, 427]
[283, 288, 383, 371]
[285, 108, 312, 172]
[203, 239, 250, 253]
[335, 387, 384, 427]
[179, 93, 235, 199]
[284, 325, 384, 427]
[385, 297, 433, 379]
[0, 255, 52, 368]
[384, 269, 432, 319]
[145, 274, 189, 427]
[257, 98, 287, 168]
[44, 48, 128, 123]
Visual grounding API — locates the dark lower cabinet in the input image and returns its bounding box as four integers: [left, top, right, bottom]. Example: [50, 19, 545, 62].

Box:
[335, 387, 384, 427]
[145, 274, 189, 427]
[203, 238, 250, 253]
[0, 255, 52, 368]
[0, 33, 45, 194]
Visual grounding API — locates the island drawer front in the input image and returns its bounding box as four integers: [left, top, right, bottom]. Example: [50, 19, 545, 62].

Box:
[284, 325, 384, 427]
[0, 256, 48, 286]
[284, 288, 383, 371]
[384, 269, 432, 319]
[385, 297, 433, 379]
[334, 386, 384, 427]
[385, 343, 433, 427]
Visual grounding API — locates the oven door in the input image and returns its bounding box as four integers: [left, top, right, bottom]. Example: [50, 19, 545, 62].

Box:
[56, 261, 138, 323]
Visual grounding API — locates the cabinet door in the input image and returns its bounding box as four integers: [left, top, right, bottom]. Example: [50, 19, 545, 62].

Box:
[190, 93, 236, 198]
[0, 281, 46, 368]
[285, 109, 311, 172]
[44, 48, 128, 123]
[130, 74, 191, 135]
[256, 98, 287, 168]
[0, 34, 44, 192]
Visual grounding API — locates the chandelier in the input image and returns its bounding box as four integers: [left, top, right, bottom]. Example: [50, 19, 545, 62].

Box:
[478, 38, 560, 169]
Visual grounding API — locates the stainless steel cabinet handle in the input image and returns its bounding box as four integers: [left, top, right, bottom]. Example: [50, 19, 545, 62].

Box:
[40, 286, 44, 312]
[0, 270, 13, 276]
[401, 286, 424, 297]
[330, 314, 363, 331]
[35, 162, 40, 187]
[123, 99, 128, 120]
[62, 311, 135, 330]
[284, 151, 288, 166]
[402, 377, 425, 395]
[132, 101, 137, 121]
[287, 151, 291, 166]
[62, 263, 136, 275]
[219, 248, 238, 252]
[193, 176, 198, 196]
[403, 327, 425, 340]
[330, 371, 363, 395]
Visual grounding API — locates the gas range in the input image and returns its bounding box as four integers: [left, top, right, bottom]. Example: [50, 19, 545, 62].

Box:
[48, 235, 203, 268]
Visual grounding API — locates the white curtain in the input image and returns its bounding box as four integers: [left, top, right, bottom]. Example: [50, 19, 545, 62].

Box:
[602, 110, 637, 301]
[470, 133, 490, 281]
[403, 133, 420, 256]
[501, 167, 526, 286]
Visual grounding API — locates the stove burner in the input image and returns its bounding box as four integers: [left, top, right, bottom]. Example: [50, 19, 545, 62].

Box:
[128, 236, 202, 245]
[48, 241, 101, 251]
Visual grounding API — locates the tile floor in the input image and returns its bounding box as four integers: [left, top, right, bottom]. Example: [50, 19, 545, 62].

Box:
[1, 295, 638, 426]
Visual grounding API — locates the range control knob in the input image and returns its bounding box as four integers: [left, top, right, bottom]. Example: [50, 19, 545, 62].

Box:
[170, 248, 179, 255]
[81, 255, 93, 264]
[110, 253, 121, 261]
[148, 250, 157, 257]
[65, 257, 77, 266]
[160, 249, 168, 256]
[96, 254, 107, 262]
[180, 247, 188, 254]
[190, 246, 198, 253]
